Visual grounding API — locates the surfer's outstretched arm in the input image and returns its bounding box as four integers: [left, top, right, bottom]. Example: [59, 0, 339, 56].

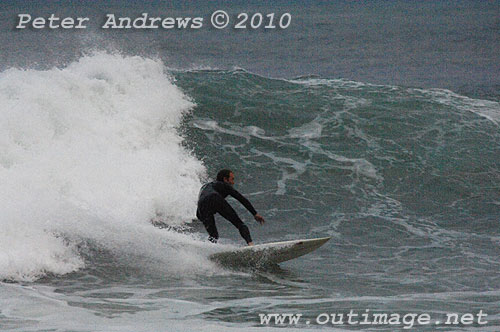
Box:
[227, 186, 266, 226]
[226, 185, 257, 215]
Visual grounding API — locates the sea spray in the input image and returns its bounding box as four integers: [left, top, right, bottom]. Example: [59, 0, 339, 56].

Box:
[0, 53, 209, 281]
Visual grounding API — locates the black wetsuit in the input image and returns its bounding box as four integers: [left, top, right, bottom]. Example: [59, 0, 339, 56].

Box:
[196, 181, 257, 244]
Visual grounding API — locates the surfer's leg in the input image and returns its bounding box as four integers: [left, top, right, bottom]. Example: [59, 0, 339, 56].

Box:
[198, 196, 219, 243]
[217, 199, 252, 244]
[202, 214, 218, 243]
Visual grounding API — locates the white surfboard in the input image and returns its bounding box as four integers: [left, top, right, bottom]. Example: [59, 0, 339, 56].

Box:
[209, 237, 331, 267]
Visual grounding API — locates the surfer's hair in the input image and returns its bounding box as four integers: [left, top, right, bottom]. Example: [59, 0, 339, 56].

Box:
[216, 169, 232, 182]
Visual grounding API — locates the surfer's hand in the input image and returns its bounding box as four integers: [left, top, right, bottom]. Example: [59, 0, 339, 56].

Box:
[254, 214, 265, 224]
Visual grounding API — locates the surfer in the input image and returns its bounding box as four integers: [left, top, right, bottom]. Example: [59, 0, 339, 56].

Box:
[196, 169, 265, 246]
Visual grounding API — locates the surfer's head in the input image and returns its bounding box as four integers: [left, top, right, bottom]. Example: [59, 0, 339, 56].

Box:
[217, 169, 234, 185]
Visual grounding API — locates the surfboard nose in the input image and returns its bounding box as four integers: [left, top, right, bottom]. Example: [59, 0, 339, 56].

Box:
[298, 236, 331, 250]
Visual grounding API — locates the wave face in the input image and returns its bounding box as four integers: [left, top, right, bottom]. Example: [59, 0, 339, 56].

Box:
[174, 69, 500, 291]
[174, 72, 500, 329]
[177, 70, 500, 231]
[0, 53, 208, 281]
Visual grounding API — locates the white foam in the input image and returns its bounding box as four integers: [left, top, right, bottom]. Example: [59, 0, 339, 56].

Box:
[0, 52, 209, 281]
[192, 119, 270, 144]
[412, 88, 500, 125]
[288, 119, 323, 139]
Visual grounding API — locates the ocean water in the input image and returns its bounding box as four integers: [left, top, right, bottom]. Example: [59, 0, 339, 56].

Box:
[1, 1, 499, 331]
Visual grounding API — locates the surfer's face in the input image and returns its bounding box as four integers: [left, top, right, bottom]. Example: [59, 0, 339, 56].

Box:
[224, 172, 235, 185]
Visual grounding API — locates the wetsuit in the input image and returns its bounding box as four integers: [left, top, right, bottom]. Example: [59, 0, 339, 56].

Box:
[196, 181, 257, 244]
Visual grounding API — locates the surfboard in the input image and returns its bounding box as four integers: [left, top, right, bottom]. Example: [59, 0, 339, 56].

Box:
[209, 237, 331, 267]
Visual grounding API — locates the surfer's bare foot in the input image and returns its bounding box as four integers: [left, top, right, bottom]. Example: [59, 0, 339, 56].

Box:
[248, 242, 254, 246]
